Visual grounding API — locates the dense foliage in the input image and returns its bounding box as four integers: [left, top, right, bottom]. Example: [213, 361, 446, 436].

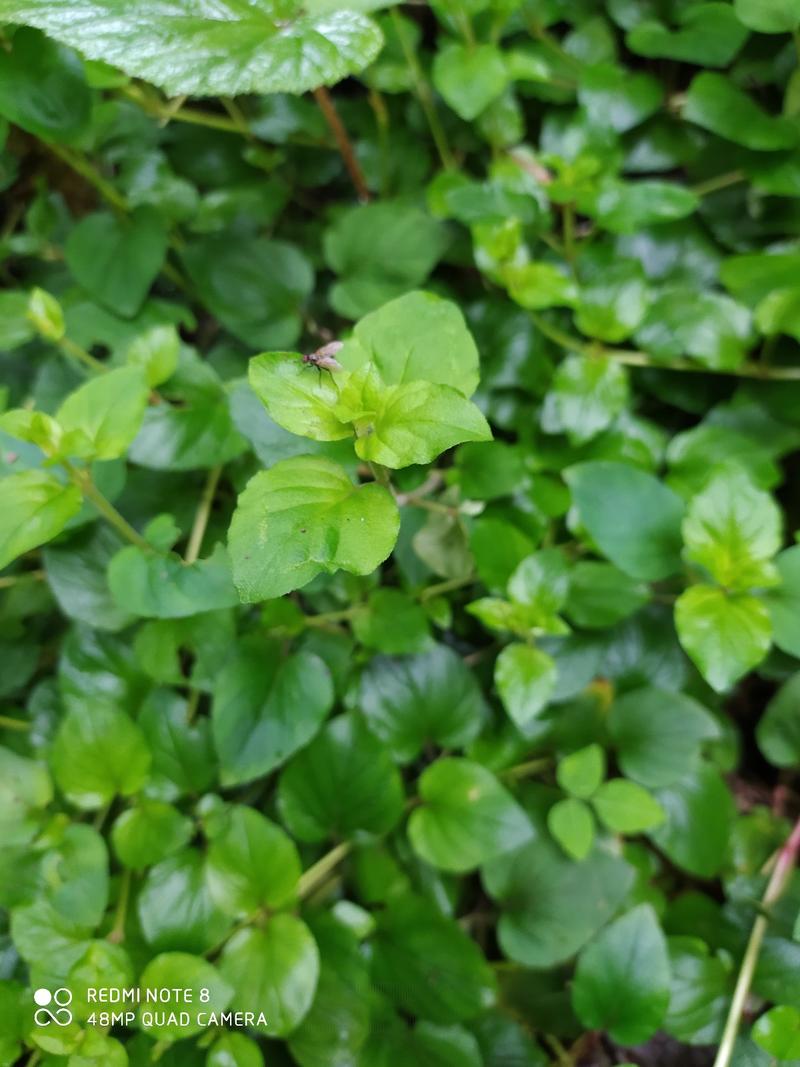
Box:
[3, 1, 800, 1065]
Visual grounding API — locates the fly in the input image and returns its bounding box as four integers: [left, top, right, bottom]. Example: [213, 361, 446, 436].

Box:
[302, 340, 343, 373]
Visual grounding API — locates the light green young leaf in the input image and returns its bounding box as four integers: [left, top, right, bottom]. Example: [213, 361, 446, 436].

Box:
[765, 545, 800, 658]
[337, 291, 480, 397]
[228, 456, 400, 602]
[111, 800, 193, 870]
[409, 758, 533, 872]
[757, 672, 800, 768]
[56, 366, 150, 460]
[494, 643, 556, 731]
[627, 5, 748, 66]
[505, 262, 577, 310]
[572, 905, 670, 1045]
[682, 469, 782, 590]
[675, 584, 772, 692]
[547, 798, 595, 861]
[139, 953, 231, 1039]
[592, 779, 665, 833]
[353, 378, 492, 469]
[752, 1005, 800, 1059]
[0, 470, 81, 571]
[557, 744, 606, 799]
[125, 325, 180, 387]
[249, 352, 353, 443]
[0, 0, 384, 97]
[734, 0, 800, 33]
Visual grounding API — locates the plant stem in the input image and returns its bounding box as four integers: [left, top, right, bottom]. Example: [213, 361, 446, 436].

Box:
[304, 605, 364, 628]
[0, 569, 45, 589]
[691, 170, 745, 197]
[58, 334, 108, 374]
[502, 757, 551, 781]
[185, 465, 222, 564]
[298, 841, 353, 900]
[312, 86, 371, 202]
[368, 461, 392, 488]
[712, 816, 800, 1067]
[390, 8, 455, 169]
[419, 574, 476, 601]
[0, 714, 31, 731]
[562, 203, 576, 268]
[64, 462, 153, 552]
[108, 868, 132, 944]
[530, 311, 800, 381]
[47, 143, 129, 212]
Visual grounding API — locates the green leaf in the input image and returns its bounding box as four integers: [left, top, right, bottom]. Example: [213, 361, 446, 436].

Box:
[592, 778, 665, 833]
[359, 645, 486, 763]
[111, 799, 193, 869]
[505, 262, 577, 310]
[65, 208, 167, 317]
[578, 63, 662, 133]
[50, 701, 151, 810]
[566, 461, 685, 580]
[565, 562, 648, 628]
[125, 324, 180, 387]
[557, 744, 606, 799]
[0, 27, 90, 143]
[735, 0, 800, 33]
[44, 524, 131, 632]
[664, 937, 730, 1045]
[0, 1, 384, 96]
[219, 915, 319, 1037]
[573, 260, 650, 343]
[584, 179, 698, 234]
[494, 643, 556, 731]
[140, 690, 217, 799]
[325, 207, 449, 320]
[609, 686, 720, 788]
[182, 236, 313, 349]
[208, 1034, 265, 1067]
[0, 470, 81, 572]
[634, 287, 752, 370]
[547, 798, 595, 861]
[55, 366, 149, 461]
[682, 470, 782, 590]
[650, 764, 734, 877]
[353, 377, 492, 469]
[572, 905, 670, 1045]
[337, 291, 480, 397]
[371, 894, 497, 1023]
[248, 352, 352, 443]
[433, 42, 508, 121]
[39, 824, 109, 928]
[627, 5, 748, 66]
[765, 546, 800, 658]
[0, 745, 52, 842]
[139, 953, 231, 1039]
[684, 72, 799, 150]
[212, 643, 334, 787]
[228, 456, 400, 602]
[352, 588, 432, 654]
[278, 712, 404, 842]
[752, 1005, 800, 1059]
[108, 543, 239, 619]
[137, 849, 231, 954]
[675, 584, 772, 692]
[206, 806, 301, 916]
[409, 758, 532, 872]
[757, 672, 800, 768]
[484, 829, 634, 967]
[542, 354, 629, 444]
[721, 249, 800, 307]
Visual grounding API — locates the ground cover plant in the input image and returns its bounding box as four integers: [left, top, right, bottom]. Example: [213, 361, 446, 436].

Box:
[3, 1, 800, 1065]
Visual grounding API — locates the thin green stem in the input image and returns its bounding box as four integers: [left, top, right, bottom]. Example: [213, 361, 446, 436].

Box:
[58, 334, 108, 374]
[298, 841, 353, 900]
[419, 574, 476, 602]
[0, 569, 45, 589]
[391, 9, 455, 169]
[712, 816, 800, 1067]
[502, 757, 551, 782]
[185, 465, 223, 564]
[63, 462, 154, 552]
[108, 868, 132, 944]
[47, 143, 129, 212]
[25, 1051, 42, 1067]
[0, 714, 32, 731]
[368, 461, 392, 488]
[304, 606, 364, 628]
[562, 202, 576, 269]
[185, 688, 201, 723]
[691, 170, 746, 198]
[530, 312, 800, 380]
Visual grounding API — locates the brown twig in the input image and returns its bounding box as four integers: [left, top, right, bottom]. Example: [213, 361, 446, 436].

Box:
[313, 86, 370, 202]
